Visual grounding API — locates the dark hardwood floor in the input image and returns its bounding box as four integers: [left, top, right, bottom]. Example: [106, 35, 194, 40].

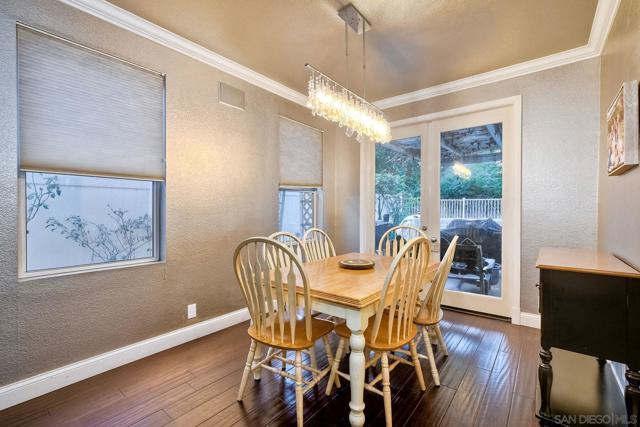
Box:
[0, 310, 541, 426]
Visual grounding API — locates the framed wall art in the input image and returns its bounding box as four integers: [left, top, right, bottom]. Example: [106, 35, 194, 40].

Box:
[607, 80, 639, 176]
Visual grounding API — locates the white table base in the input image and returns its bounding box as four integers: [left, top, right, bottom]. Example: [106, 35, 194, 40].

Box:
[312, 299, 375, 427]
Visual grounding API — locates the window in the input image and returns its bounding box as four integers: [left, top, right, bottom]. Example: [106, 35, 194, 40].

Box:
[278, 188, 320, 238]
[23, 172, 160, 273]
[17, 25, 165, 278]
[277, 117, 324, 238]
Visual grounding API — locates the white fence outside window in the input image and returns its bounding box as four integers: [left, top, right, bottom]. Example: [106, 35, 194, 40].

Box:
[440, 198, 502, 220]
[376, 197, 502, 221]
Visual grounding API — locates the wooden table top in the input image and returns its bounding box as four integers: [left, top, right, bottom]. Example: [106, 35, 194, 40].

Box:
[301, 252, 440, 309]
[536, 247, 640, 279]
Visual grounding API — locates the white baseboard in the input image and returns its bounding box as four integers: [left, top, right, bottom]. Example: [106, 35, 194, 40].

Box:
[519, 312, 541, 329]
[0, 307, 250, 411]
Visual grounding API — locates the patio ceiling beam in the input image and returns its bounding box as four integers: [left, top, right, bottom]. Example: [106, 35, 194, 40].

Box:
[380, 141, 421, 158]
[485, 124, 502, 148]
[442, 151, 501, 167]
[440, 138, 461, 156]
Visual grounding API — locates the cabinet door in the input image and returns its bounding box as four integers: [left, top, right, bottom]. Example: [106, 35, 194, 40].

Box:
[547, 270, 627, 361]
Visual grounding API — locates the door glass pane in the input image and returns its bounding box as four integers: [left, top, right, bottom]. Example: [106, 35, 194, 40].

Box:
[440, 123, 503, 297]
[375, 136, 421, 249]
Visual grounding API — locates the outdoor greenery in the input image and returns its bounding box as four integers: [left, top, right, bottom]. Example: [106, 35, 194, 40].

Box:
[375, 145, 420, 222]
[375, 142, 502, 224]
[46, 207, 153, 262]
[26, 173, 153, 263]
[26, 174, 61, 224]
[440, 161, 502, 199]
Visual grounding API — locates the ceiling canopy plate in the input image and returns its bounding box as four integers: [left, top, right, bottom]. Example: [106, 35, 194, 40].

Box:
[338, 3, 371, 34]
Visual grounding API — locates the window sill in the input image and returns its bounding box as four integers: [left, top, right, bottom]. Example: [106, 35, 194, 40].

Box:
[18, 259, 165, 282]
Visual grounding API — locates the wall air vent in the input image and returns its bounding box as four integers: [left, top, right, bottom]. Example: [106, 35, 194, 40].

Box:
[218, 81, 245, 110]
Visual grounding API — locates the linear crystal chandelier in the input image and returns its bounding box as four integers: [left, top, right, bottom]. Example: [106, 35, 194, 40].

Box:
[305, 4, 391, 144]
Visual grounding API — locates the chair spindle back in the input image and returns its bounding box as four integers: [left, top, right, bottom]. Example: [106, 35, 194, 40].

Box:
[378, 225, 427, 257]
[370, 237, 432, 345]
[303, 228, 336, 262]
[418, 236, 458, 322]
[269, 231, 306, 263]
[233, 237, 312, 345]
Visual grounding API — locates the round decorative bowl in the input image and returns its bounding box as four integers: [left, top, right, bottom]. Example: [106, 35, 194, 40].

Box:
[339, 259, 375, 270]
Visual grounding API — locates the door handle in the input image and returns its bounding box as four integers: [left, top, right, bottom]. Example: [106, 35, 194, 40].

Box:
[420, 226, 428, 231]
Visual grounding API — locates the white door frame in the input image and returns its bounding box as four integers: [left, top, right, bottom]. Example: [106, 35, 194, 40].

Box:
[360, 95, 522, 323]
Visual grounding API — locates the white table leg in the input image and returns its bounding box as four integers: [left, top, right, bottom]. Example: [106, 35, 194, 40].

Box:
[346, 311, 369, 427]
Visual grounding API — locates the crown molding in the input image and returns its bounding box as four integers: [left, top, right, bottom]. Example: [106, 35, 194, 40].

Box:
[57, 0, 308, 106]
[374, 44, 599, 110]
[374, 0, 621, 110]
[588, 0, 621, 54]
[390, 95, 522, 128]
[58, 0, 619, 111]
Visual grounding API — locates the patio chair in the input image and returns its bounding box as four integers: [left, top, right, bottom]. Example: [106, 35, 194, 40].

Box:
[442, 236, 493, 294]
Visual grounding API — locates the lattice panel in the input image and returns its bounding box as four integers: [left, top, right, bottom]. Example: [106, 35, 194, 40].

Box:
[300, 191, 315, 233]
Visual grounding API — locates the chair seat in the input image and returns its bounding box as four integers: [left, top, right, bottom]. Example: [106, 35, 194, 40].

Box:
[413, 308, 444, 326]
[334, 313, 418, 351]
[248, 317, 334, 350]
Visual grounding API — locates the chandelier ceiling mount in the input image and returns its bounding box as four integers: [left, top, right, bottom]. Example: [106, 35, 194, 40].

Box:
[305, 3, 391, 144]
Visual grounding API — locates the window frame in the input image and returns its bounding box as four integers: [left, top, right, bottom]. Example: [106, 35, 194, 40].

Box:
[277, 186, 324, 236]
[17, 171, 165, 281]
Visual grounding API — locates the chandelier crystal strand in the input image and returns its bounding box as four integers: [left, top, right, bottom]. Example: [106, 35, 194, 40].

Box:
[306, 65, 391, 144]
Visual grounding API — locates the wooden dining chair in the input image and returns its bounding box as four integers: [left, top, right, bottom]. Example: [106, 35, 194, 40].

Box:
[234, 237, 335, 426]
[303, 228, 336, 262]
[268, 231, 321, 370]
[413, 235, 458, 386]
[378, 225, 427, 257]
[325, 237, 432, 427]
[269, 231, 307, 262]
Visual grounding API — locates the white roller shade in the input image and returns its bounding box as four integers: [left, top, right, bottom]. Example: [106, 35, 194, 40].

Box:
[279, 117, 323, 186]
[17, 25, 165, 180]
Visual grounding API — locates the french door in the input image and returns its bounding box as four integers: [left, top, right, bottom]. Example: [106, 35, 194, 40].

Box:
[367, 98, 521, 319]
[427, 106, 519, 318]
[373, 124, 429, 251]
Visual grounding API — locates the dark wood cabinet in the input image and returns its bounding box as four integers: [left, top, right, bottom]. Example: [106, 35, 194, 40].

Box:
[536, 248, 640, 427]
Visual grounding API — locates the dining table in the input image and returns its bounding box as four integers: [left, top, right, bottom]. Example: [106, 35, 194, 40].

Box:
[277, 251, 440, 427]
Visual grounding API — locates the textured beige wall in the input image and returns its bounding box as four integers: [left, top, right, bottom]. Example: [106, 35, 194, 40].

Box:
[0, 0, 359, 386]
[597, 0, 640, 268]
[332, 132, 361, 255]
[385, 59, 601, 313]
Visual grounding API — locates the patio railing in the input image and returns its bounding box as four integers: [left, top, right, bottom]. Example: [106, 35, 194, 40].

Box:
[441, 198, 501, 219]
[376, 196, 502, 222]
